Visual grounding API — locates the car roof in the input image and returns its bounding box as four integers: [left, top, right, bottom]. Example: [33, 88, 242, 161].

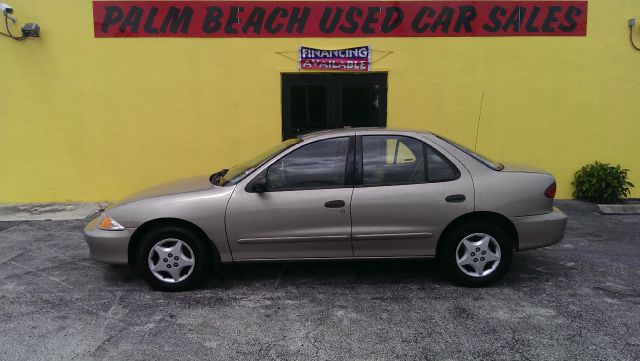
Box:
[298, 127, 432, 140]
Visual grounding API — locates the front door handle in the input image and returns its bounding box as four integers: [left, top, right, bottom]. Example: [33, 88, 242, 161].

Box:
[324, 200, 346, 208]
[445, 194, 466, 203]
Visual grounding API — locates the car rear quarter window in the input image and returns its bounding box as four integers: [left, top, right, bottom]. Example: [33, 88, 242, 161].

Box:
[426, 145, 460, 182]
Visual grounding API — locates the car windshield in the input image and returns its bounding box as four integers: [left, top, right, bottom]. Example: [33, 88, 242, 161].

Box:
[435, 135, 504, 171]
[212, 138, 302, 186]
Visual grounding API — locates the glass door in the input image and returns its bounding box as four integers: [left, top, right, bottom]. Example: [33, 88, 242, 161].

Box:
[281, 73, 387, 140]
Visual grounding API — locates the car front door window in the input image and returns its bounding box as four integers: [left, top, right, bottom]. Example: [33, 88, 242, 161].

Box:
[267, 137, 350, 190]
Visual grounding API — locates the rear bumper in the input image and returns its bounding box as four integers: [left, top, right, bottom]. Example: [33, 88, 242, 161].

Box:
[83, 216, 134, 265]
[511, 207, 568, 251]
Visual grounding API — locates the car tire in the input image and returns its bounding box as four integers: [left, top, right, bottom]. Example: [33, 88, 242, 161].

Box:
[137, 226, 210, 291]
[439, 221, 513, 287]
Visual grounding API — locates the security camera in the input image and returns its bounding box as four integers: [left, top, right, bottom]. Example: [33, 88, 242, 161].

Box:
[0, 3, 13, 14]
[21, 22, 39, 37]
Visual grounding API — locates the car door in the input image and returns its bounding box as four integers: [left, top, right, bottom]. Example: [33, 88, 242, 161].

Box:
[351, 133, 474, 257]
[225, 136, 355, 260]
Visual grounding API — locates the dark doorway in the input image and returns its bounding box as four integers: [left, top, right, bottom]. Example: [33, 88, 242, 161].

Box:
[282, 73, 387, 140]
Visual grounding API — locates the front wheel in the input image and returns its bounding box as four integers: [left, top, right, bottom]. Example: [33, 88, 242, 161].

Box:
[137, 226, 210, 291]
[439, 222, 513, 287]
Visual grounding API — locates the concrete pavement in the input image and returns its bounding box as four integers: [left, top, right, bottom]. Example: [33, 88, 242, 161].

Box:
[0, 203, 107, 221]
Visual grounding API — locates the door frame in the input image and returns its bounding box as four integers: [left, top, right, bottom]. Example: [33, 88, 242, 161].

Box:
[281, 72, 388, 140]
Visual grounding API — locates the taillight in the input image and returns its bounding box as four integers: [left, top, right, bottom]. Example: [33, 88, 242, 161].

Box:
[544, 182, 557, 199]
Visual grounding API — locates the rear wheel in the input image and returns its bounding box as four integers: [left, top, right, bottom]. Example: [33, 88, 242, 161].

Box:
[137, 226, 210, 291]
[439, 221, 513, 287]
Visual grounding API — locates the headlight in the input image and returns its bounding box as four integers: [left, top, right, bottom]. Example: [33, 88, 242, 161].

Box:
[97, 214, 124, 231]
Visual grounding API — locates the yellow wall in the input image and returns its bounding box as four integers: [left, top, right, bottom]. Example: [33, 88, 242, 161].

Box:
[1, 0, 639, 202]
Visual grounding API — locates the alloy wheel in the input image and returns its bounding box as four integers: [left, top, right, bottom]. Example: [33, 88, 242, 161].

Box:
[455, 233, 501, 278]
[147, 238, 195, 283]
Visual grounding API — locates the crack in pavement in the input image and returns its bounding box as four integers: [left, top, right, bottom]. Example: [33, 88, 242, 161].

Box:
[0, 221, 26, 233]
[9, 261, 74, 289]
[0, 251, 27, 267]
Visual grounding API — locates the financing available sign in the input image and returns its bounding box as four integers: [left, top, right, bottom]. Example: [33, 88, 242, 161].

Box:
[299, 46, 371, 71]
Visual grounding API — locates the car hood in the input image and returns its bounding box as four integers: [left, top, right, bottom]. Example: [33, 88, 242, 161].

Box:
[500, 162, 549, 174]
[116, 175, 215, 206]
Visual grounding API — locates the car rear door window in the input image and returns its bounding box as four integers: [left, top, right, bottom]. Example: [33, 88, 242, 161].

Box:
[361, 135, 459, 186]
[362, 136, 426, 186]
[267, 137, 350, 190]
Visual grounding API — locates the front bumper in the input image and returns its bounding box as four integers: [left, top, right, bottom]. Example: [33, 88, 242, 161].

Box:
[511, 207, 568, 251]
[84, 216, 134, 265]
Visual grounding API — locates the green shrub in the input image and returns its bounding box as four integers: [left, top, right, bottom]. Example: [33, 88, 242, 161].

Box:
[572, 161, 634, 203]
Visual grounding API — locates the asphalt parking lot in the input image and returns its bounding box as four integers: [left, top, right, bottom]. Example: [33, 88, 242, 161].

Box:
[0, 200, 638, 360]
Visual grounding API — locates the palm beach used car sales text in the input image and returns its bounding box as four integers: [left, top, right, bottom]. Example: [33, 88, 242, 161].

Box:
[93, 1, 588, 38]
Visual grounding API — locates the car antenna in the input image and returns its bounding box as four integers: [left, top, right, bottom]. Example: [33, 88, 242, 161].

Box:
[474, 91, 485, 151]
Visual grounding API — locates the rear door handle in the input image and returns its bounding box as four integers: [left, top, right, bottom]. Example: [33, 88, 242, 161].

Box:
[324, 200, 346, 208]
[445, 194, 466, 203]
